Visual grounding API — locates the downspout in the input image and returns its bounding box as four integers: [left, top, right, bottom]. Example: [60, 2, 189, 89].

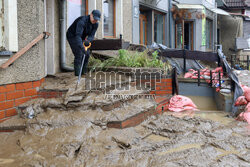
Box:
[60, 0, 74, 71]
[168, 0, 172, 48]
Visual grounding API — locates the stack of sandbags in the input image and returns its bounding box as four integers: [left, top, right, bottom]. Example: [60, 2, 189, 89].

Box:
[236, 85, 250, 124]
[184, 67, 224, 91]
[168, 95, 198, 112]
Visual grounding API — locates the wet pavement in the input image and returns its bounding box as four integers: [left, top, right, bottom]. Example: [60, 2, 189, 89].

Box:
[0, 72, 249, 166]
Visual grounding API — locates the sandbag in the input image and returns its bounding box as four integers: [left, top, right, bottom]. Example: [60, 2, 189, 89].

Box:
[238, 112, 250, 124]
[235, 96, 248, 106]
[243, 87, 250, 102]
[184, 73, 193, 78]
[168, 95, 198, 112]
[246, 103, 250, 113]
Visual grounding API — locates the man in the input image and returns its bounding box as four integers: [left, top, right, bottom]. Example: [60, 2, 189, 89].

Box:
[67, 10, 101, 76]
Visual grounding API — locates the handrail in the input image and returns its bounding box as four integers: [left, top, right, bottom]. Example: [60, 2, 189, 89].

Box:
[0, 32, 50, 69]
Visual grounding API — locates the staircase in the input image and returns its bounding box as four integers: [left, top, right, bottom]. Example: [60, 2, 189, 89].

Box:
[0, 72, 162, 131]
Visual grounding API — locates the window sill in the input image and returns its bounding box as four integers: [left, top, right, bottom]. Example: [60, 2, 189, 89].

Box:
[0, 51, 13, 56]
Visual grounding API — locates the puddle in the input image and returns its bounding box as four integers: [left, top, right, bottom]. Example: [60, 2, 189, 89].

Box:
[0, 158, 15, 165]
[158, 143, 202, 155]
[145, 134, 170, 142]
[195, 112, 234, 125]
[187, 96, 218, 111]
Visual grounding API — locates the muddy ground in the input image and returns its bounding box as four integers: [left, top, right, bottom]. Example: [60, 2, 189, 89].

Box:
[0, 112, 249, 167]
[0, 71, 250, 167]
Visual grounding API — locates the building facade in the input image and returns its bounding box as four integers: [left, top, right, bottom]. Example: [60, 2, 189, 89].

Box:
[171, 0, 218, 52]
[217, 0, 250, 57]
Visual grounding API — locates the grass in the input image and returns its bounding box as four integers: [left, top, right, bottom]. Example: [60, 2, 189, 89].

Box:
[88, 49, 171, 72]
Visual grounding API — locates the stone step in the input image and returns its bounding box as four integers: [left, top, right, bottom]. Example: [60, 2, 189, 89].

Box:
[65, 86, 151, 111]
[0, 116, 26, 132]
[22, 98, 157, 129]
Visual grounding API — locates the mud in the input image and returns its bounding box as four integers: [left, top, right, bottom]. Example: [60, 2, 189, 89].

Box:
[0, 72, 249, 166]
[1, 111, 249, 166]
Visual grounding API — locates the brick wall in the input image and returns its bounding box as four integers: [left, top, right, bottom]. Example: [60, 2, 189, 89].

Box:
[0, 78, 45, 122]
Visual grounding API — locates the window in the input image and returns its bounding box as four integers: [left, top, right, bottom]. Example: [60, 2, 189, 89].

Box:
[206, 18, 213, 50]
[103, 0, 116, 37]
[154, 12, 165, 44]
[67, 0, 88, 28]
[139, 14, 147, 45]
[0, 1, 4, 50]
[0, 0, 18, 52]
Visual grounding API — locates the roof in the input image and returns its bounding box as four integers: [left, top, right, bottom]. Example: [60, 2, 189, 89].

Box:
[223, 0, 249, 8]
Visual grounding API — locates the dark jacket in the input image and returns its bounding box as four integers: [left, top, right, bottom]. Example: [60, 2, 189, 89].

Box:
[67, 15, 98, 50]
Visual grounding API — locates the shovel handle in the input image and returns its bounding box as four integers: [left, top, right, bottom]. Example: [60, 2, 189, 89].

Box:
[83, 42, 91, 51]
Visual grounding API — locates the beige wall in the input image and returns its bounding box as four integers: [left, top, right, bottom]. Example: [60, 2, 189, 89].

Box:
[0, 0, 46, 85]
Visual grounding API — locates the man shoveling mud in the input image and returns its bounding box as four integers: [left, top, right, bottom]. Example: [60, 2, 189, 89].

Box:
[67, 10, 101, 76]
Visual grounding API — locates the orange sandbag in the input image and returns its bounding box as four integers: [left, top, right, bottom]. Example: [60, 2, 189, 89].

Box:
[243, 86, 250, 102]
[237, 112, 250, 124]
[215, 67, 223, 73]
[168, 95, 198, 112]
[246, 103, 250, 112]
[184, 73, 193, 78]
[235, 96, 248, 106]
[191, 76, 198, 79]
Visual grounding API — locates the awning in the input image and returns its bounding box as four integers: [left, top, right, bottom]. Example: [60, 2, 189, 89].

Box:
[174, 4, 204, 10]
[210, 8, 230, 16]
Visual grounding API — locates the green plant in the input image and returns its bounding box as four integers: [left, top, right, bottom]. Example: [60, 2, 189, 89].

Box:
[88, 49, 171, 71]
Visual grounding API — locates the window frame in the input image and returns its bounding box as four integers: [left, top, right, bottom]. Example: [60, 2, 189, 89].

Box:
[205, 18, 213, 50]
[153, 10, 165, 45]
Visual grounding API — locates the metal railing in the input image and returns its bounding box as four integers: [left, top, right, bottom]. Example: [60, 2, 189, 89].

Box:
[228, 54, 250, 71]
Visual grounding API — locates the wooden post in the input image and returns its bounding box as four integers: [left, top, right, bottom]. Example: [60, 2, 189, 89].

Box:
[198, 69, 200, 86]
[183, 49, 186, 73]
[247, 55, 249, 71]
[210, 70, 212, 87]
[218, 71, 221, 88]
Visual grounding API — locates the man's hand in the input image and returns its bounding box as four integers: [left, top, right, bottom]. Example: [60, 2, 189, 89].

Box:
[84, 40, 90, 47]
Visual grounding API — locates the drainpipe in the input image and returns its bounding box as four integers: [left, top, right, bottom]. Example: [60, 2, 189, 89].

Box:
[168, 0, 172, 48]
[60, 0, 74, 71]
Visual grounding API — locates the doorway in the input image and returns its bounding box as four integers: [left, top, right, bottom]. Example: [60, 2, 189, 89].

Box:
[184, 22, 194, 50]
[175, 20, 194, 50]
[139, 14, 147, 45]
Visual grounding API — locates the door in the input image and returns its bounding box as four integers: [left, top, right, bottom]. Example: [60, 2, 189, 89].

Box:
[184, 21, 194, 50]
[175, 20, 194, 50]
[140, 14, 147, 45]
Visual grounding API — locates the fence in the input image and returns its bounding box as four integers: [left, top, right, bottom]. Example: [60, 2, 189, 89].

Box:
[228, 54, 250, 71]
[161, 49, 220, 73]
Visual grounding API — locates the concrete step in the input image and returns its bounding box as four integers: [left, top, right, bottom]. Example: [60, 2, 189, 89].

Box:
[20, 98, 156, 129]
[0, 116, 26, 131]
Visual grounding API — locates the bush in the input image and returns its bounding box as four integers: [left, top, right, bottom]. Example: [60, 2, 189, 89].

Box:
[89, 49, 170, 71]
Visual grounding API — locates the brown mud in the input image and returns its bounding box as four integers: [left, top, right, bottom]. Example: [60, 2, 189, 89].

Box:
[0, 72, 249, 167]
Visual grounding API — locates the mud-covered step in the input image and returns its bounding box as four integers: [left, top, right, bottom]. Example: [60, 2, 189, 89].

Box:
[106, 98, 157, 129]
[40, 72, 131, 92]
[0, 116, 26, 132]
[66, 86, 150, 111]
[21, 98, 156, 130]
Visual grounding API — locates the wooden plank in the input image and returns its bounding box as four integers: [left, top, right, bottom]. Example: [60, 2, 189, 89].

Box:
[91, 39, 123, 50]
[0, 32, 50, 69]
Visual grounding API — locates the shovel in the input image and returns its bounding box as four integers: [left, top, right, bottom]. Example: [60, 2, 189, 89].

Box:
[75, 42, 91, 90]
